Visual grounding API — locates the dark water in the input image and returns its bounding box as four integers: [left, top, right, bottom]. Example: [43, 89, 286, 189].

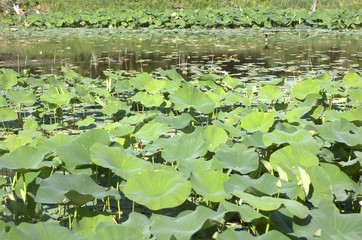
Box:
[1, 28, 362, 79]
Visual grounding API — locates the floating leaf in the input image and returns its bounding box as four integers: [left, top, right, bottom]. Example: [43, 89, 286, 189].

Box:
[35, 173, 119, 205]
[0, 146, 50, 171]
[190, 170, 230, 202]
[342, 71, 362, 88]
[203, 125, 228, 152]
[57, 129, 110, 170]
[90, 143, 152, 180]
[123, 168, 191, 210]
[234, 191, 309, 219]
[151, 206, 224, 240]
[291, 79, 322, 100]
[7, 90, 37, 107]
[258, 85, 283, 101]
[170, 83, 215, 114]
[241, 111, 275, 132]
[0, 107, 17, 122]
[215, 145, 259, 174]
[8, 222, 80, 240]
[133, 119, 170, 143]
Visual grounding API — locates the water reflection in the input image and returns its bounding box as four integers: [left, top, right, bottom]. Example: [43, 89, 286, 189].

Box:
[0, 29, 361, 79]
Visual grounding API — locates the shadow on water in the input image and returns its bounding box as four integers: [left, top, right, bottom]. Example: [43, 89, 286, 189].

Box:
[0, 28, 361, 79]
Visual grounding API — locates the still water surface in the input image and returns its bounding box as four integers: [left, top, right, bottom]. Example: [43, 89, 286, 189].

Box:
[1, 28, 362, 79]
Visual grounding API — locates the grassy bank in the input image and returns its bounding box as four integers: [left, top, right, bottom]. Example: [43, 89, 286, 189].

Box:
[15, 0, 362, 13]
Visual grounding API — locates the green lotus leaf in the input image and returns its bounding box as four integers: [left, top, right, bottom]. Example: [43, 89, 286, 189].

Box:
[72, 210, 115, 237]
[101, 97, 129, 116]
[133, 119, 170, 143]
[130, 72, 152, 90]
[233, 191, 309, 219]
[90, 143, 152, 180]
[89, 225, 144, 240]
[157, 68, 184, 82]
[283, 106, 311, 123]
[190, 170, 230, 202]
[307, 165, 334, 206]
[270, 145, 319, 170]
[23, 119, 38, 131]
[241, 111, 275, 132]
[35, 173, 119, 205]
[121, 212, 152, 239]
[7, 90, 37, 107]
[320, 163, 355, 202]
[217, 200, 265, 223]
[342, 108, 362, 123]
[123, 168, 191, 210]
[217, 228, 289, 240]
[203, 125, 228, 152]
[262, 129, 320, 154]
[144, 79, 167, 94]
[205, 88, 226, 108]
[57, 129, 110, 170]
[293, 200, 362, 239]
[215, 145, 259, 174]
[0, 95, 7, 107]
[347, 89, 362, 106]
[8, 222, 81, 240]
[222, 76, 240, 89]
[40, 87, 71, 105]
[155, 113, 195, 129]
[131, 91, 164, 107]
[291, 79, 322, 100]
[170, 83, 215, 114]
[0, 69, 19, 90]
[76, 115, 95, 128]
[212, 120, 243, 138]
[342, 71, 362, 88]
[161, 134, 208, 162]
[151, 206, 224, 240]
[258, 85, 283, 101]
[0, 145, 50, 171]
[0, 107, 18, 122]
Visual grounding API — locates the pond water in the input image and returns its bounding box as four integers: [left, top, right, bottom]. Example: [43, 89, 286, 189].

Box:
[1, 28, 362, 80]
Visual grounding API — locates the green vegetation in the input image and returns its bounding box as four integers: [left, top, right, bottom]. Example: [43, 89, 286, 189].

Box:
[0, 66, 361, 238]
[2, 8, 362, 30]
[21, 0, 362, 12]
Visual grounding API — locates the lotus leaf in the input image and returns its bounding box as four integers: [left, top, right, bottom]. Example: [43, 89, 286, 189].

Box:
[0, 69, 18, 90]
[7, 90, 37, 107]
[123, 168, 191, 210]
[133, 119, 170, 143]
[151, 206, 224, 240]
[131, 91, 164, 107]
[35, 173, 119, 205]
[0, 146, 50, 171]
[57, 129, 110, 170]
[291, 79, 322, 100]
[90, 143, 152, 180]
[203, 125, 228, 152]
[217, 229, 289, 240]
[233, 191, 309, 219]
[215, 145, 259, 174]
[8, 222, 81, 240]
[155, 113, 194, 129]
[161, 134, 208, 162]
[258, 85, 283, 101]
[170, 83, 215, 114]
[190, 170, 230, 202]
[342, 71, 362, 88]
[0, 107, 18, 122]
[241, 111, 275, 132]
